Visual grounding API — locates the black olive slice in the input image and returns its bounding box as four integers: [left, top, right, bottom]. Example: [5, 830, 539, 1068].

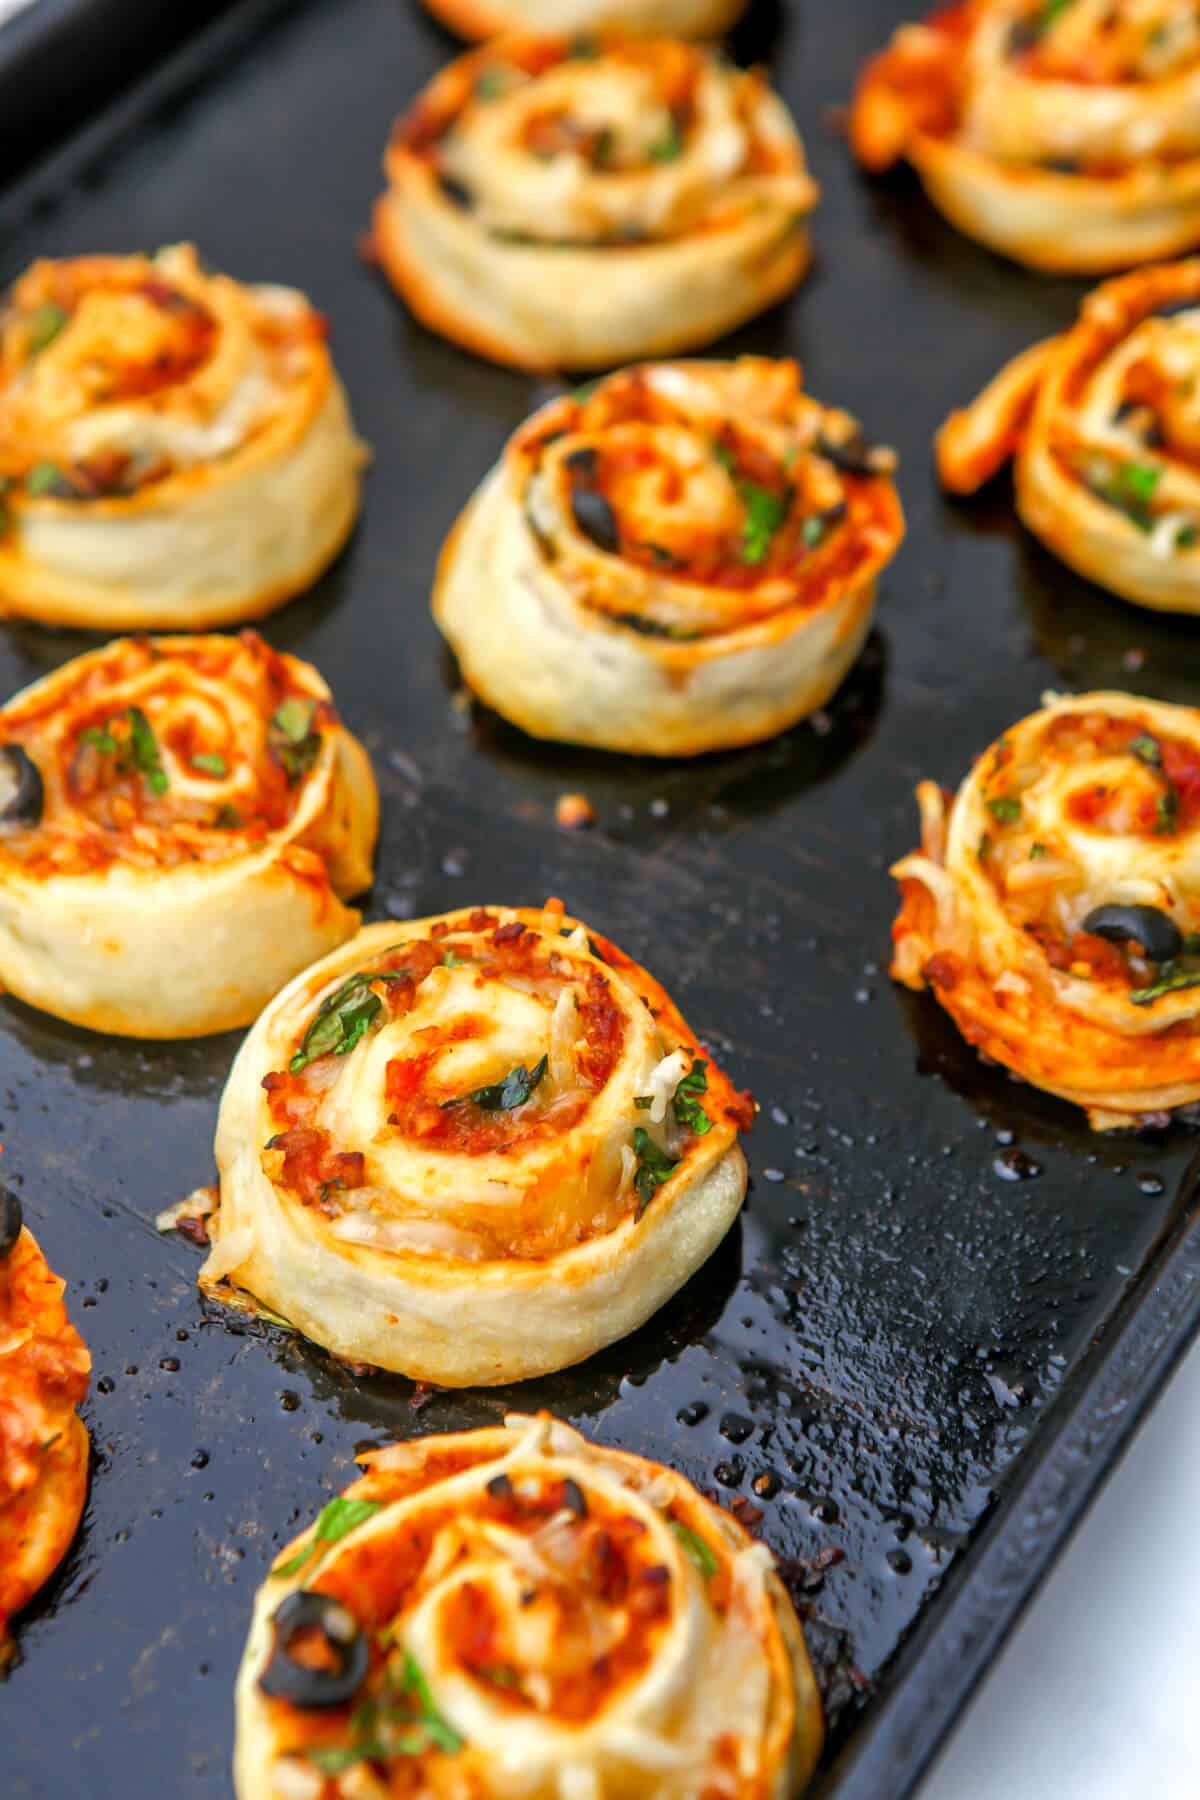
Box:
[1007, 18, 1040, 55]
[1153, 298, 1200, 321]
[436, 172, 474, 211]
[0, 744, 43, 829]
[0, 1185, 22, 1260]
[564, 447, 598, 478]
[258, 1590, 369, 1710]
[816, 430, 894, 477]
[570, 485, 621, 555]
[1081, 904, 1184, 965]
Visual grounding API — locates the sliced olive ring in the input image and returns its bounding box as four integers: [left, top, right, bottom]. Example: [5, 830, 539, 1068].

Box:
[570, 483, 621, 555]
[1081, 904, 1184, 966]
[0, 744, 43, 829]
[258, 1589, 369, 1710]
[0, 1184, 22, 1260]
[816, 429, 894, 477]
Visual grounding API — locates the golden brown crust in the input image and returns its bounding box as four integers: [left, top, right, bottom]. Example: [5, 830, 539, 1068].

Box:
[937, 260, 1200, 613]
[374, 36, 816, 371]
[851, 3, 1200, 273]
[891, 691, 1200, 1129]
[434, 358, 903, 755]
[0, 245, 366, 627]
[202, 901, 754, 1383]
[0, 1229, 90, 1657]
[0, 632, 378, 1037]
[234, 1414, 823, 1798]
[420, 0, 748, 40]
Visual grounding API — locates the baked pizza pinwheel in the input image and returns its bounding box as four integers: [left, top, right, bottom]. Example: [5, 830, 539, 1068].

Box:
[0, 631, 377, 1038]
[0, 1188, 90, 1667]
[420, 0, 747, 39]
[850, 1, 1200, 273]
[201, 900, 753, 1383]
[434, 358, 903, 756]
[938, 260, 1200, 614]
[891, 690, 1200, 1131]
[234, 1412, 824, 1799]
[0, 243, 365, 629]
[373, 37, 816, 371]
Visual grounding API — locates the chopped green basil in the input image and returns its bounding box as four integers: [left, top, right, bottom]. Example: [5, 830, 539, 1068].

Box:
[213, 804, 243, 830]
[26, 302, 69, 353]
[272, 1495, 381, 1579]
[648, 116, 683, 162]
[441, 1055, 548, 1112]
[1129, 968, 1200, 1007]
[802, 515, 826, 549]
[1029, 842, 1047, 860]
[269, 697, 320, 785]
[474, 67, 508, 100]
[1130, 733, 1161, 768]
[26, 461, 67, 498]
[127, 706, 168, 795]
[290, 967, 409, 1074]
[738, 480, 789, 565]
[987, 795, 1021, 824]
[81, 726, 117, 754]
[190, 752, 227, 777]
[1156, 788, 1178, 835]
[671, 1520, 718, 1579]
[672, 1058, 712, 1136]
[632, 1127, 678, 1215]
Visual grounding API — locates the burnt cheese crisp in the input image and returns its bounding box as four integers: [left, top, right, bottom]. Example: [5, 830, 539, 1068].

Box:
[938, 260, 1200, 614]
[0, 244, 365, 628]
[234, 1414, 824, 1799]
[434, 358, 903, 756]
[851, 1, 1200, 273]
[202, 901, 753, 1384]
[892, 691, 1200, 1129]
[0, 632, 377, 1037]
[373, 36, 816, 371]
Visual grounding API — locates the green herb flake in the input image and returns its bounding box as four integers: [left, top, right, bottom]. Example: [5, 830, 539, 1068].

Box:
[671, 1520, 718, 1579]
[1178, 523, 1199, 550]
[81, 725, 117, 754]
[1029, 842, 1047, 860]
[26, 461, 67, 498]
[801, 516, 826, 549]
[987, 795, 1021, 824]
[672, 1058, 712, 1136]
[442, 948, 465, 969]
[290, 966, 409, 1073]
[1129, 968, 1200, 1007]
[632, 1127, 678, 1216]
[127, 706, 168, 795]
[441, 1055, 548, 1112]
[269, 697, 320, 785]
[1156, 788, 1179, 835]
[738, 479, 790, 565]
[648, 116, 683, 162]
[1130, 733, 1162, 768]
[474, 67, 508, 100]
[25, 302, 69, 353]
[190, 752, 227, 777]
[213, 804, 243, 830]
[272, 1495, 382, 1579]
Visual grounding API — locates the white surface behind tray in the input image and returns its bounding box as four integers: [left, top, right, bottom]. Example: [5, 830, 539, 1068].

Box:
[922, 1332, 1200, 1799]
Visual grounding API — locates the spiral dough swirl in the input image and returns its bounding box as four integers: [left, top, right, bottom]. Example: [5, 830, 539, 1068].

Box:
[203, 901, 753, 1382]
[234, 1413, 823, 1800]
[373, 37, 817, 370]
[434, 358, 903, 755]
[892, 689, 1200, 1129]
[851, 1, 1200, 272]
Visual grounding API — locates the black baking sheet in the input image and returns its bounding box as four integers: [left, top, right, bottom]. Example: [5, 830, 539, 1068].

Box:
[5, 2, 1200, 1796]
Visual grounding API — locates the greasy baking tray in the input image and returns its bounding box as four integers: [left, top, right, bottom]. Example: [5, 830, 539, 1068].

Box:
[4, 2, 1200, 1795]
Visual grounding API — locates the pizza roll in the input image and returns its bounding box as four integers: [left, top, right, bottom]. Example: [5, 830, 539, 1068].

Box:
[201, 899, 753, 1383]
[938, 261, 1200, 614]
[0, 244, 366, 629]
[420, 0, 741, 40]
[850, 2, 1200, 273]
[0, 1188, 90, 1667]
[373, 36, 816, 371]
[421, 0, 747, 41]
[234, 1411, 823, 1799]
[434, 358, 903, 756]
[0, 631, 377, 1038]
[891, 690, 1200, 1131]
